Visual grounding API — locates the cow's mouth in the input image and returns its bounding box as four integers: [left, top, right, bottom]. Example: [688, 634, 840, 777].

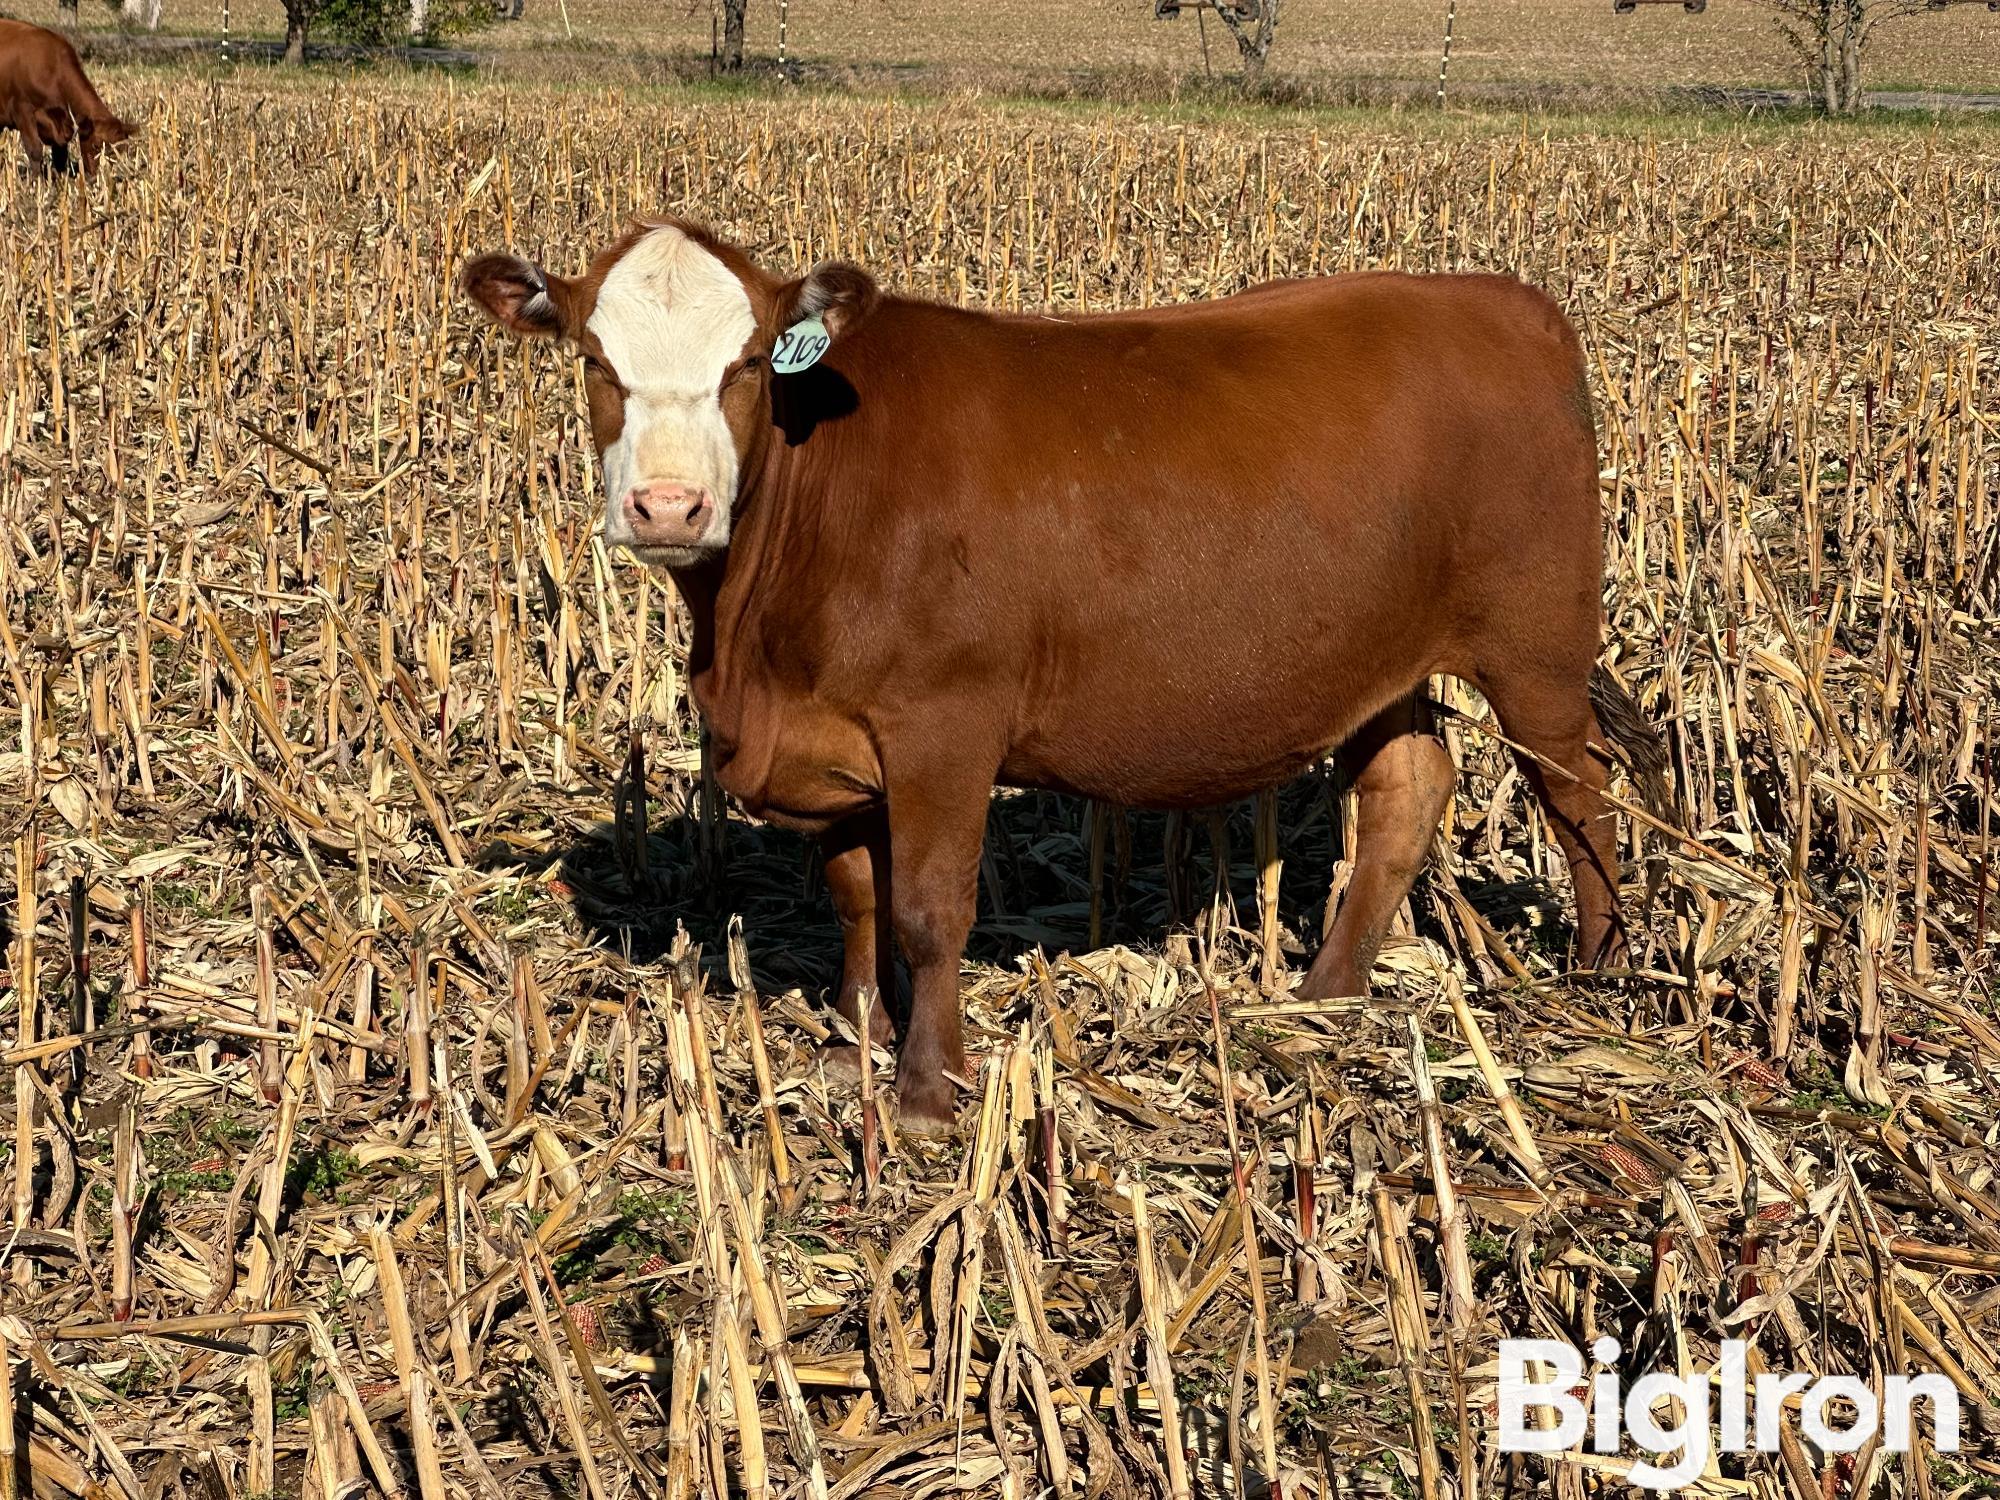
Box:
[619, 539, 720, 571]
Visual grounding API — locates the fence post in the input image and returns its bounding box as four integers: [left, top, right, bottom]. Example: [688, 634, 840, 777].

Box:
[1437, 0, 1455, 104]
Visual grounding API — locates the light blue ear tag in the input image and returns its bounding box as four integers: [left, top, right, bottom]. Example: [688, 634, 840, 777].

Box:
[772, 317, 830, 374]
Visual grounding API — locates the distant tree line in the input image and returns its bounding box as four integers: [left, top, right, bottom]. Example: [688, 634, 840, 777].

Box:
[41, 0, 1983, 104]
[1159, 0, 1985, 112]
[49, 0, 502, 58]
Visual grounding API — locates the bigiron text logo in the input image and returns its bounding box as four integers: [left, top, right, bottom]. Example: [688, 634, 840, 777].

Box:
[1496, 1338, 1961, 1490]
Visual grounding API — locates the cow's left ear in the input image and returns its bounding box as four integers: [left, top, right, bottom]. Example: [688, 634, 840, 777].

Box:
[781, 262, 879, 343]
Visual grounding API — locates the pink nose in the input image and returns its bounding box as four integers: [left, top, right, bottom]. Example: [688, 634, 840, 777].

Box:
[622, 483, 711, 547]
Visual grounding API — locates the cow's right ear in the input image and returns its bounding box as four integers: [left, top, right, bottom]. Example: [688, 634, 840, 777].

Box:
[461, 253, 571, 339]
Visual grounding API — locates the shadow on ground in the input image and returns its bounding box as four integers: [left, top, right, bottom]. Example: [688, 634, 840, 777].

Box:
[545, 759, 1574, 1017]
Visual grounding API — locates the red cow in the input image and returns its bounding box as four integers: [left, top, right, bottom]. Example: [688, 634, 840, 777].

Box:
[462, 218, 1665, 1132]
[0, 21, 133, 174]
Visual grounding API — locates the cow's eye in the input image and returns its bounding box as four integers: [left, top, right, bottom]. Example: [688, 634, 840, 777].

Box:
[729, 355, 764, 384]
[581, 355, 609, 379]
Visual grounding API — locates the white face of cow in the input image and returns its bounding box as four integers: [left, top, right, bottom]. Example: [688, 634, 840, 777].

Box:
[585, 227, 757, 566]
[462, 219, 880, 571]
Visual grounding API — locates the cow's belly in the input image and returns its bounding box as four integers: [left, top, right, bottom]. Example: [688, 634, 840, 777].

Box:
[1000, 736, 1341, 810]
[999, 611, 1443, 810]
[1001, 708, 1378, 810]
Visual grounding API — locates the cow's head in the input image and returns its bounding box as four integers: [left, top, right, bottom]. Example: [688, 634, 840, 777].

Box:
[89, 115, 135, 148]
[462, 220, 876, 569]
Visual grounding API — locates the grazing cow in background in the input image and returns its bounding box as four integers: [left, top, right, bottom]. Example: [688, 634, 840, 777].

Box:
[462, 218, 1667, 1133]
[0, 20, 133, 174]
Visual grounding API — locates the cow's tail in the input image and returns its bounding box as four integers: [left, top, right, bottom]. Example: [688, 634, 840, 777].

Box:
[1588, 663, 1673, 824]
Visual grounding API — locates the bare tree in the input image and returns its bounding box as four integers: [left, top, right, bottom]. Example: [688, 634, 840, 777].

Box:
[1156, 0, 1279, 86]
[119, 0, 163, 28]
[1758, 0, 1943, 113]
[1212, 0, 1278, 85]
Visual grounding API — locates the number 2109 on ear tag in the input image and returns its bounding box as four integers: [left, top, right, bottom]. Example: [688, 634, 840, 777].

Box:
[772, 317, 831, 375]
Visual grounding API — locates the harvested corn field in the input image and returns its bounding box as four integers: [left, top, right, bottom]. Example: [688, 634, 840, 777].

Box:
[2, 74, 1999, 1499]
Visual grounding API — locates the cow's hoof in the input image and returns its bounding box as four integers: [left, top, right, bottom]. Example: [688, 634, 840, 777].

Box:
[820, 1043, 893, 1086]
[896, 1085, 959, 1138]
[1291, 973, 1367, 1004]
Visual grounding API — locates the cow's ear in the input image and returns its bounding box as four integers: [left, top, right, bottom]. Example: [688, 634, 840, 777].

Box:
[782, 262, 878, 343]
[462, 253, 571, 339]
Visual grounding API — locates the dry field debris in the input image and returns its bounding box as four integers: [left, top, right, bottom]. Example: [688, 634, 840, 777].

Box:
[3, 75, 2000, 1499]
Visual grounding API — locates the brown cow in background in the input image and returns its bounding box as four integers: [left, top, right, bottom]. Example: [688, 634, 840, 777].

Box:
[0, 20, 133, 173]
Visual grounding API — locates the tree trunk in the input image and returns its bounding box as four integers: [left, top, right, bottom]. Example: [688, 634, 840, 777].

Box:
[410, 0, 429, 42]
[1817, 22, 1840, 114]
[283, 0, 308, 61]
[1838, 21, 1864, 112]
[1779, 0, 1878, 117]
[57, 0, 78, 27]
[721, 0, 746, 70]
[1225, 0, 1277, 88]
[1805, 0, 1869, 116]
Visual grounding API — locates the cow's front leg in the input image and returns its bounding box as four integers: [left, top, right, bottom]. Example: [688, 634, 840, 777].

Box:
[14, 113, 47, 171]
[819, 808, 896, 1077]
[31, 110, 71, 176]
[883, 752, 993, 1135]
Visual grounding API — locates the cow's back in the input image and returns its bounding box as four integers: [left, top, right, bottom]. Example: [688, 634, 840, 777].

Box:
[731, 270, 1601, 808]
[0, 20, 117, 124]
[805, 272, 1590, 567]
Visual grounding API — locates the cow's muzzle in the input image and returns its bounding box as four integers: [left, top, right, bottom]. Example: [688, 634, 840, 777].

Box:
[618, 483, 712, 550]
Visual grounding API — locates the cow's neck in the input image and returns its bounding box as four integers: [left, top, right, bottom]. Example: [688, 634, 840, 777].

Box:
[666, 557, 726, 692]
[668, 472, 783, 727]
[670, 395, 844, 725]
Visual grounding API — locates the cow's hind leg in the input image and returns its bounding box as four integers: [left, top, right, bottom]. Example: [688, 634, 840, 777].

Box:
[1297, 693, 1456, 1000]
[1480, 665, 1628, 969]
[819, 809, 897, 1080]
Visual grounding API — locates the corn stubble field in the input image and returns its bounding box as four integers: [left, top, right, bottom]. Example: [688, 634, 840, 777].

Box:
[2, 71, 1999, 1500]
